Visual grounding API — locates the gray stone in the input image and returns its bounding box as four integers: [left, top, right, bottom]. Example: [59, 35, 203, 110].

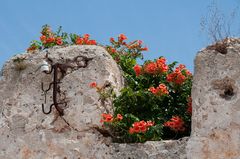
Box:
[5, 39, 238, 158]
[0, 44, 190, 159]
[0, 45, 124, 159]
[110, 137, 188, 159]
[187, 38, 240, 159]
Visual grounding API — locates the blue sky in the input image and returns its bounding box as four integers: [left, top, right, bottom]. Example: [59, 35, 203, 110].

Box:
[0, 0, 239, 72]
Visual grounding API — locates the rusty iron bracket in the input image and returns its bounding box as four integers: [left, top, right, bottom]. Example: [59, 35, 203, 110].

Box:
[41, 52, 93, 116]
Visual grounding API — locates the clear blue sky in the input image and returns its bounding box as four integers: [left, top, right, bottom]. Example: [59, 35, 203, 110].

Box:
[0, 0, 239, 72]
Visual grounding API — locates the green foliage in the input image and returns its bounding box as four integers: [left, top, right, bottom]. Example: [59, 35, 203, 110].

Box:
[101, 34, 192, 143]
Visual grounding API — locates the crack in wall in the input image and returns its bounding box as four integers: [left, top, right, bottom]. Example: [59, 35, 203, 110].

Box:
[59, 115, 113, 138]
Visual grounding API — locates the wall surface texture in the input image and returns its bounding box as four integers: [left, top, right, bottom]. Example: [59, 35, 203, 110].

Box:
[187, 38, 240, 159]
[0, 45, 188, 159]
[0, 45, 125, 159]
[1, 39, 240, 159]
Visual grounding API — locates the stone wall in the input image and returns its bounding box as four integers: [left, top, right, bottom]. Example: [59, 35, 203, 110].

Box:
[1, 39, 240, 159]
[187, 38, 240, 159]
[0, 45, 189, 159]
[0, 45, 125, 159]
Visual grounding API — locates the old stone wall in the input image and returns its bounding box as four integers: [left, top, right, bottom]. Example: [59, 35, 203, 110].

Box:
[0, 45, 125, 159]
[187, 38, 240, 159]
[2, 39, 240, 159]
[0, 45, 188, 159]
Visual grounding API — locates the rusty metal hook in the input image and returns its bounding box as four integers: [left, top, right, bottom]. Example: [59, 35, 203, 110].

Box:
[41, 53, 93, 116]
[41, 67, 66, 116]
[42, 103, 54, 114]
[42, 103, 65, 116]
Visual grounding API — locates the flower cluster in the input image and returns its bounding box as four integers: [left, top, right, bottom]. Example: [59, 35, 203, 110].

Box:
[110, 34, 127, 46]
[40, 25, 63, 46]
[129, 120, 154, 134]
[144, 62, 157, 74]
[126, 40, 148, 51]
[118, 34, 127, 43]
[73, 34, 97, 45]
[27, 41, 40, 52]
[167, 64, 192, 85]
[106, 34, 148, 63]
[164, 116, 185, 132]
[28, 25, 68, 52]
[27, 25, 97, 53]
[133, 64, 142, 76]
[156, 57, 168, 73]
[100, 113, 113, 123]
[106, 46, 116, 55]
[100, 113, 123, 123]
[106, 39, 191, 141]
[148, 84, 169, 96]
[133, 57, 168, 76]
[89, 34, 192, 142]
